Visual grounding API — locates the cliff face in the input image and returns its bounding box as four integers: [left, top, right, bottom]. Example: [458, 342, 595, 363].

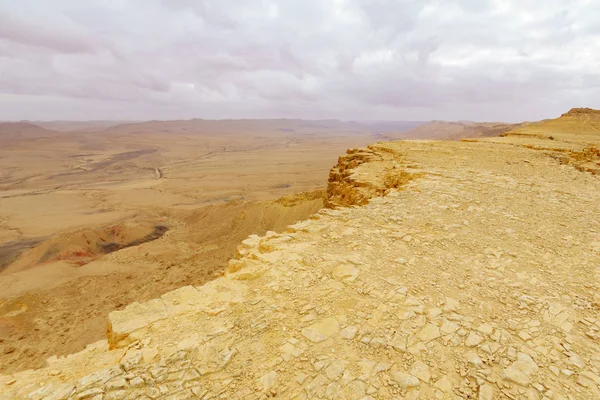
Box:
[325, 146, 421, 208]
[2, 112, 600, 400]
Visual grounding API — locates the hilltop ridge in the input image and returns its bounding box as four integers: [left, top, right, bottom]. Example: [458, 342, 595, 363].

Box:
[0, 122, 57, 140]
[1, 111, 600, 399]
[562, 108, 600, 117]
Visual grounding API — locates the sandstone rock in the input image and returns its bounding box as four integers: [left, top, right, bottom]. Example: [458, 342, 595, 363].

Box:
[569, 353, 585, 369]
[346, 380, 366, 398]
[43, 384, 75, 400]
[302, 329, 328, 343]
[326, 382, 342, 398]
[26, 384, 57, 400]
[120, 351, 142, 371]
[105, 377, 128, 391]
[428, 308, 442, 318]
[76, 369, 114, 391]
[518, 331, 532, 341]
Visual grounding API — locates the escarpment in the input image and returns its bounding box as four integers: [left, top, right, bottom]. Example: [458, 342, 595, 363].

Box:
[325, 145, 421, 208]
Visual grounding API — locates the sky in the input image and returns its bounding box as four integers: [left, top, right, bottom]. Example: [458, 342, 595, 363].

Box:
[0, 0, 599, 122]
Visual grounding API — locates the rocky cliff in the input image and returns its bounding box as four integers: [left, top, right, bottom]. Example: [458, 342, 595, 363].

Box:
[1, 111, 600, 400]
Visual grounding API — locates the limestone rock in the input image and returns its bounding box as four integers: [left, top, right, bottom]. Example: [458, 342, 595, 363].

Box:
[390, 370, 420, 390]
[258, 371, 278, 391]
[302, 317, 340, 343]
[465, 332, 483, 347]
[107, 299, 171, 348]
[339, 325, 358, 340]
[409, 361, 431, 383]
[331, 264, 359, 283]
[418, 324, 441, 342]
[503, 353, 539, 386]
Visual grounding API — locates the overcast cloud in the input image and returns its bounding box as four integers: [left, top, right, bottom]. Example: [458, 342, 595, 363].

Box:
[0, 0, 599, 122]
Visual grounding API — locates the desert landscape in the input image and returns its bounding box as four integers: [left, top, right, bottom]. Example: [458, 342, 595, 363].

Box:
[1, 0, 598, 398]
[1, 119, 425, 371]
[0, 108, 598, 400]
[0, 117, 525, 374]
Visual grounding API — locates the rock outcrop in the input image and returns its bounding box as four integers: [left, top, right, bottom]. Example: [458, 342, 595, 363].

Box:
[561, 107, 600, 117]
[2, 112, 600, 399]
[325, 147, 420, 208]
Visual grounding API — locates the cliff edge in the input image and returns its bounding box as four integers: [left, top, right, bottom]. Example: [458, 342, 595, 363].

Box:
[1, 111, 600, 399]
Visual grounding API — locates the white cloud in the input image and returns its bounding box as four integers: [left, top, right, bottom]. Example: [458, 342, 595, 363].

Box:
[0, 0, 598, 121]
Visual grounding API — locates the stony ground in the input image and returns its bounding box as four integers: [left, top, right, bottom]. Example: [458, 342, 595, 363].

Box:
[1, 113, 600, 399]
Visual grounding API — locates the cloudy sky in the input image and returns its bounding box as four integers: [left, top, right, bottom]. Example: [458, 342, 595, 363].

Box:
[0, 0, 599, 122]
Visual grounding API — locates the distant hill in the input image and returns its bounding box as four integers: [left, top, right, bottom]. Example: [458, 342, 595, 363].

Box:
[388, 120, 523, 141]
[34, 121, 131, 132]
[100, 119, 425, 137]
[501, 107, 600, 139]
[0, 122, 57, 140]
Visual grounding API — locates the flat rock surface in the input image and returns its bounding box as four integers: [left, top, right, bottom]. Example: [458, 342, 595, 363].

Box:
[2, 116, 600, 399]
